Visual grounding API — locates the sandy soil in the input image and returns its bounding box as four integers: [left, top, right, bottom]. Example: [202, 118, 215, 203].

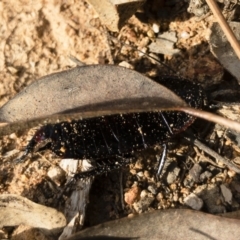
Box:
[0, 0, 240, 239]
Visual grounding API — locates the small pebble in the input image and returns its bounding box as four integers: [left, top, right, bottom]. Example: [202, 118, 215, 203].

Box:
[220, 184, 232, 204]
[215, 177, 224, 183]
[127, 213, 135, 218]
[130, 169, 137, 175]
[124, 186, 141, 205]
[227, 169, 236, 178]
[133, 195, 155, 213]
[181, 187, 190, 195]
[20, 174, 28, 183]
[144, 170, 150, 178]
[169, 183, 177, 191]
[147, 29, 155, 38]
[180, 31, 190, 39]
[189, 163, 202, 182]
[7, 66, 18, 74]
[134, 160, 144, 169]
[139, 37, 150, 48]
[152, 23, 160, 33]
[183, 176, 195, 188]
[47, 167, 66, 186]
[140, 190, 148, 198]
[179, 197, 184, 204]
[148, 31, 180, 55]
[216, 130, 224, 138]
[156, 192, 164, 201]
[184, 193, 203, 210]
[9, 133, 17, 139]
[166, 166, 180, 184]
[156, 181, 161, 188]
[118, 61, 134, 69]
[200, 171, 212, 182]
[148, 185, 157, 195]
[173, 193, 179, 202]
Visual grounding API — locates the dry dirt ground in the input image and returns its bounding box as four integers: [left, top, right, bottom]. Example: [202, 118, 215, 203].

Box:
[0, 0, 240, 239]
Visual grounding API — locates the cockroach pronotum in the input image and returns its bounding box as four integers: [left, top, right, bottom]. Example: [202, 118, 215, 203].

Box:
[19, 74, 205, 178]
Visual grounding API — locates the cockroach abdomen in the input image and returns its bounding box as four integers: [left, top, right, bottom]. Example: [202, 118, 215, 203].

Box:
[22, 76, 205, 177]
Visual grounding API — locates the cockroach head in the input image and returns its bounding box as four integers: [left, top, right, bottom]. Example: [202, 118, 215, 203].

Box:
[17, 125, 53, 162]
[30, 125, 53, 151]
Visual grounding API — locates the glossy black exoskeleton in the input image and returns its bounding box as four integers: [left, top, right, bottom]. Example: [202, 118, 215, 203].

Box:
[21, 76, 205, 178]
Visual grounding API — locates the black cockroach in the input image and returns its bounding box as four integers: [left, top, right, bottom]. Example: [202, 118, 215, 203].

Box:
[20, 75, 205, 178]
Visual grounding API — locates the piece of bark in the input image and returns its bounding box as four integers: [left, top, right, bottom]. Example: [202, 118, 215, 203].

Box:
[209, 22, 240, 84]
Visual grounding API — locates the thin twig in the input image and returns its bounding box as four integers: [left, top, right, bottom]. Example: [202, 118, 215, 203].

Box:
[184, 135, 240, 174]
[193, 146, 225, 168]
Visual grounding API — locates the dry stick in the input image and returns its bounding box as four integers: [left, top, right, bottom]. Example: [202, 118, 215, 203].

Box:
[185, 135, 240, 174]
[205, 0, 240, 60]
[180, 107, 240, 132]
[193, 146, 225, 168]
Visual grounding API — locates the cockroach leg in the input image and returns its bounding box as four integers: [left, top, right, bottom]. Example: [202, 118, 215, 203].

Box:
[160, 112, 174, 135]
[156, 143, 168, 177]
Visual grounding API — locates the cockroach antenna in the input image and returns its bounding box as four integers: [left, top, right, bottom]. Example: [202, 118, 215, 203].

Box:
[105, 32, 177, 75]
